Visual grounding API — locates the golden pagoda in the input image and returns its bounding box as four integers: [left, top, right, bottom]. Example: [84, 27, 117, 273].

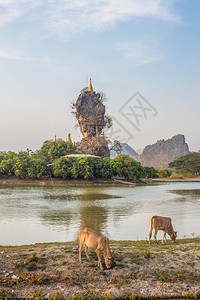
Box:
[54, 134, 57, 142]
[67, 133, 72, 144]
[88, 78, 93, 92]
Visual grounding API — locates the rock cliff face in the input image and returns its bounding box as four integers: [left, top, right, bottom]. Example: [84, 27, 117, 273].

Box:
[140, 134, 190, 168]
[75, 90, 110, 157]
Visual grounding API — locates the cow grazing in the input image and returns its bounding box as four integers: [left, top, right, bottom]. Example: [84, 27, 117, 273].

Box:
[148, 215, 177, 245]
[78, 228, 114, 270]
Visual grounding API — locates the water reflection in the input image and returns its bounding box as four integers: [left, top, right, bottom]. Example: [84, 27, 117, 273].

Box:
[0, 183, 200, 245]
[171, 189, 200, 198]
[79, 205, 107, 232]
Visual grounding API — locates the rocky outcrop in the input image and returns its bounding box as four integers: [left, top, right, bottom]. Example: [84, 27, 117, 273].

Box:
[77, 136, 110, 157]
[75, 91, 106, 138]
[140, 134, 190, 168]
[74, 90, 110, 157]
[110, 143, 140, 161]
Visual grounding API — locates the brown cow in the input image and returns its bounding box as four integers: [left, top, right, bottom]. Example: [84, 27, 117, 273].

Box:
[78, 228, 114, 270]
[148, 215, 177, 245]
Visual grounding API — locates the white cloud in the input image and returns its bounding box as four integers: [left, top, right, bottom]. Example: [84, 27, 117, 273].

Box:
[114, 40, 163, 65]
[0, 0, 180, 35]
[0, 50, 32, 60]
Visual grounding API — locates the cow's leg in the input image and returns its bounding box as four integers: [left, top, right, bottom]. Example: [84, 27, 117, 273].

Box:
[96, 249, 103, 270]
[78, 242, 83, 263]
[164, 232, 167, 243]
[148, 229, 152, 245]
[84, 245, 90, 261]
[162, 231, 165, 244]
[154, 229, 158, 244]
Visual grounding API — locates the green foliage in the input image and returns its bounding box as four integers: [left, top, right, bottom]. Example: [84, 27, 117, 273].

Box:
[0, 143, 145, 181]
[114, 154, 145, 180]
[158, 168, 172, 178]
[169, 152, 200, 175]
[0, 151, 7, 163]
[94, 157, 113, 178]
[144, 166, 159, 178]
[0, 151, 18, 176]
[27, 158, 49, 179]
[52, 155, 145, 180]
[36, 140, 76, 163]
[14, 151, 32, 179]
[71, 157, 95, 179]
[52, 157, 74, 178]
[0, 150, 48, 179]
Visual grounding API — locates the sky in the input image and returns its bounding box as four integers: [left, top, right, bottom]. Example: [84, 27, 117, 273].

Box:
[0, 0, 199, 153]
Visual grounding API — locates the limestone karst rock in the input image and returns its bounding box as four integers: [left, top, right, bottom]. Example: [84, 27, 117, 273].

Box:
[74, 87, 110, 157]
[75, 91, 105, 139]
[140, 134, 190, 168]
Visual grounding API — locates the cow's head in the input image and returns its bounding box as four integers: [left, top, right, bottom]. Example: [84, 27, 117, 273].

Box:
[105, 251, 114, 269]
[170, 232, 177, 242]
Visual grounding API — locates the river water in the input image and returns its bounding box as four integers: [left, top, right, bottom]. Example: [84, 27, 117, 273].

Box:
[0, 182, 199, 245]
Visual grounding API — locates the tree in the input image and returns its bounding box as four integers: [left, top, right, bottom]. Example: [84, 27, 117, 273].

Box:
[94, 157, 113, 178]
[14, 151, 32, 179]
[169, 152, 200, 175]
[71, 157, 95, 179]
[36, 140, 76, 163]
[158, 169, 172, 178]
[114, 154, 145, 180]
[0, 151, 18, 176]
[144, 166, 159, 178]
[110, 140, 122, 155]
[104, 114, 113, 129]
[27, 158, 49, 179]
[52, 157, 74, 178]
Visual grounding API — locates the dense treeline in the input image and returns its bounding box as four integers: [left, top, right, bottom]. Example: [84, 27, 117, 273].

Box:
[0, 140, 174, 180]
[169, 152, 200, 175]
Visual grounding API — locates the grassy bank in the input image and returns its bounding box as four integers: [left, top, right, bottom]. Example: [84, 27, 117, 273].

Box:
[0, 239, 200, 299]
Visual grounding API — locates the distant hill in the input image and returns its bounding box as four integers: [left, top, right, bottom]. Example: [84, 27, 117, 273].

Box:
[110, 143, 140, 161]
[140, 134, 190, 169]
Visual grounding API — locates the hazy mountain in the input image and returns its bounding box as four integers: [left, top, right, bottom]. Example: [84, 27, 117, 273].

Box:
[140, 134, 190, 169]
[110, 143, 140, 161]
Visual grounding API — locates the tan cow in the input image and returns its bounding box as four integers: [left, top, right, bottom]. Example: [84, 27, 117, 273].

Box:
[78, 228, 114, 270]
[148, 215, 177, 245]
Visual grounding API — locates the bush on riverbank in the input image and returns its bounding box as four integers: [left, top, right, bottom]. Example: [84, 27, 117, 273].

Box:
[169, 152, 200, 176]
[0, 146, 146, 181]
[52, 154, 145, 180]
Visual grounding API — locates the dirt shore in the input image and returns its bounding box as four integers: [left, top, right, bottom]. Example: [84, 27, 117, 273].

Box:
[0, 177, 135, 187]
[0, 176, 200, 188]
[0, 239, 200, 299]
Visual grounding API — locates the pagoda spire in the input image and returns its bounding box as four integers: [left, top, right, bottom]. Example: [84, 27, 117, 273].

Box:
[67, 133, 72, 144]
[88, 78, 93, 92]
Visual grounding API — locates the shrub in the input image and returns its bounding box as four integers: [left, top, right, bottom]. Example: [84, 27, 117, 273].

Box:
[158, 169, 172, 178]
[114, 154, 145, 180]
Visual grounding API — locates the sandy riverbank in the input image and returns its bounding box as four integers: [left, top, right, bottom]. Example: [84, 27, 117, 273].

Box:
[0, 239, 200, 299]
